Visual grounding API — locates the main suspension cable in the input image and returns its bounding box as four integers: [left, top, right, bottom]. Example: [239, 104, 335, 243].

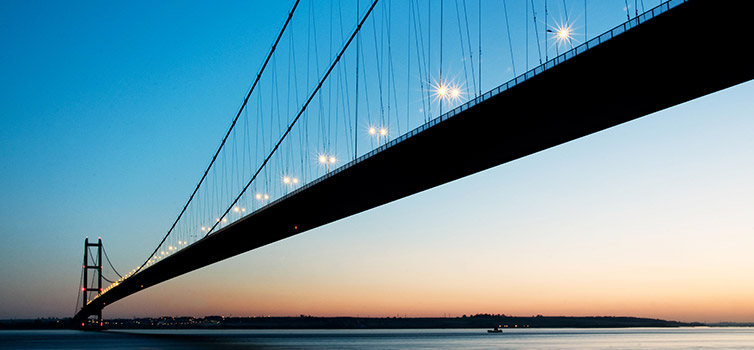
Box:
[101, 243, 123, 279]
[206, 0, 381, 237]
[134, 0, 301, 276]
[74, 267, 84, 314]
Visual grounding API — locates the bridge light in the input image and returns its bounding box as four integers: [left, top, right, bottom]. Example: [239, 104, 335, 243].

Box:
[264, 194, 269, 200]
[436, 84, 448, 97]
[379, 128, 387, 136]
[255, 193, 262, 200]
[368, 126, 377, 135]
[559, 28, 570, 39]
[283, 176, 291, 184]
[450, 87, 461, 99]
[292, 177, 299, 184]
[548, 22, 574, 47]
[319, 154, 337, 171]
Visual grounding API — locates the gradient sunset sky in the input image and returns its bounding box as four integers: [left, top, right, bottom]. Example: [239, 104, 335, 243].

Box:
[1, 0, 752, 323]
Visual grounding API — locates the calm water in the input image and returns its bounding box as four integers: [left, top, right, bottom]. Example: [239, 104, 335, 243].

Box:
[1, 328, 752, 349]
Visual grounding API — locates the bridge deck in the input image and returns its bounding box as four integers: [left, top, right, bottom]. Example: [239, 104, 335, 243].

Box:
[76, 0, 754, 321]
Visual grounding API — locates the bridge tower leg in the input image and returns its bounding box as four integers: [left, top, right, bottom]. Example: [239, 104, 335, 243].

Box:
[79, 237, 104, 330]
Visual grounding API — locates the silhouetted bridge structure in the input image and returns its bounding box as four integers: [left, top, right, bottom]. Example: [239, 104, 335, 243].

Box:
[74, 0, 754, 326]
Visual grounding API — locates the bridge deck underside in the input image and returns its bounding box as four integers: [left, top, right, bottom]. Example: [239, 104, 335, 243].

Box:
[76, 0, 754, 321]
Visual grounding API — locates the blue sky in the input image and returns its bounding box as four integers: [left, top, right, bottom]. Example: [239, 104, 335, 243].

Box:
[1, 0, 753, 322]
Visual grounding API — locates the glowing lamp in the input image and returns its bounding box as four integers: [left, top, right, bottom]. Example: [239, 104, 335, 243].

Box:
[558, 28, 570, 40]
[436, 85, 448, 96]
[451, 88, 461, 98]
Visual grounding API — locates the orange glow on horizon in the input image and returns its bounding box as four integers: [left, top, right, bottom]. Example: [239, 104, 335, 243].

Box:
[103, 248, 754, 322]
[104, 280, 754, 322]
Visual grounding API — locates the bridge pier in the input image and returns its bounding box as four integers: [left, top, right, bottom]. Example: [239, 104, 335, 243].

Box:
[75, 237, 104, 330]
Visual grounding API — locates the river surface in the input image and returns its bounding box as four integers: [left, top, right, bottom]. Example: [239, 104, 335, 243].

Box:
[1, 327, 752, 349]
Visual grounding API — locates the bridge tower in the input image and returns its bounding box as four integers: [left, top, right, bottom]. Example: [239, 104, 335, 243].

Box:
[79, 237, 104, 329]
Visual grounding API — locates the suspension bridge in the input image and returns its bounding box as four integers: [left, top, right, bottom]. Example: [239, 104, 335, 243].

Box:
[74, 0, 754, 328]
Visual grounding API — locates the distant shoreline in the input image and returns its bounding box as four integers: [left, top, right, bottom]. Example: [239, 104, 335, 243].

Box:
[5, 314, 744, 330]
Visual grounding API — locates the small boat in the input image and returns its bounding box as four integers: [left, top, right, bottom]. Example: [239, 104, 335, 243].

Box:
[487, 325, 503, 333]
